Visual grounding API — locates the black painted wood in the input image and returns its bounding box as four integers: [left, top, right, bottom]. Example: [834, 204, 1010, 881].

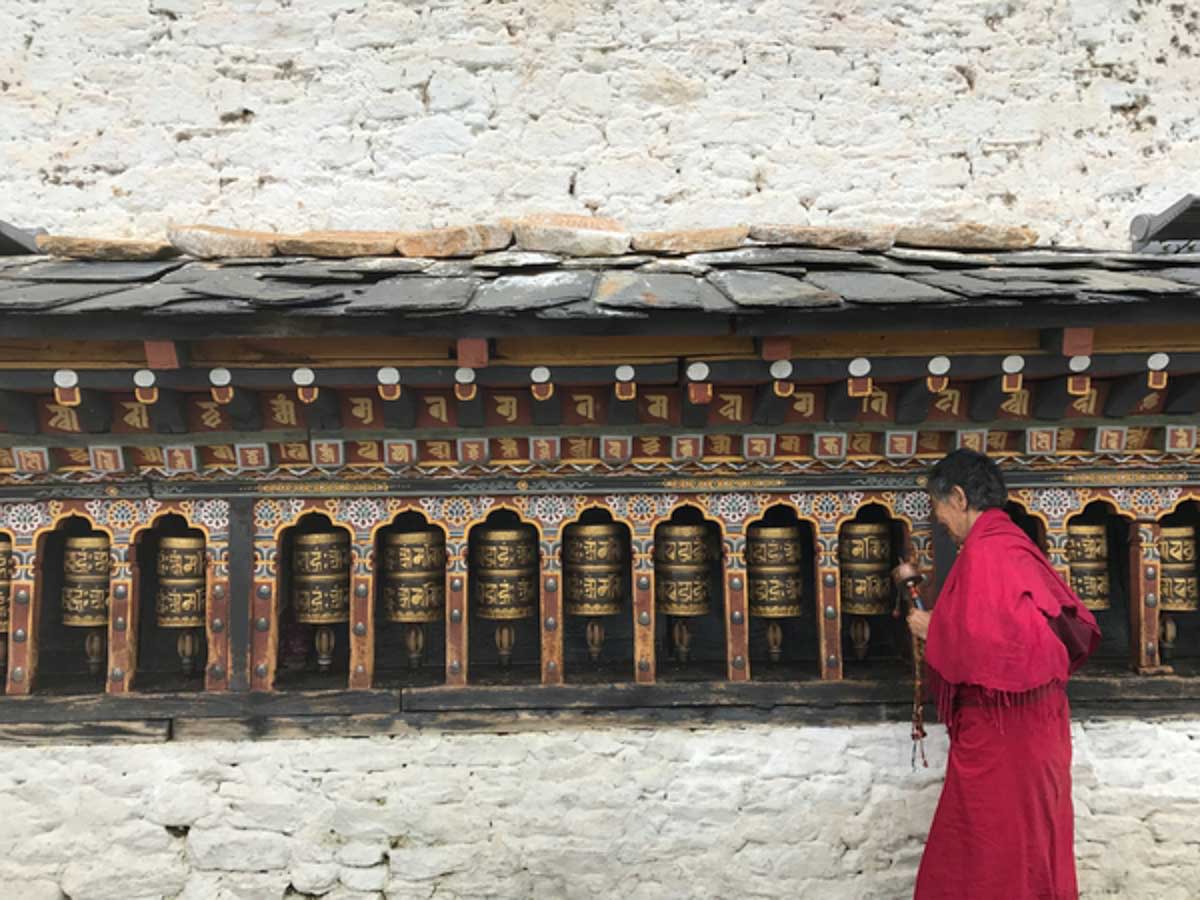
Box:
[227, 497, 253, 692]
[1166, 374, 1200, 414]
[895, 379, 933, 425]
[149, 389, 189, 434]
[968, 376, 1006, 422]
[0, 390, 37, 434]
[1033, 377, 1072, 421]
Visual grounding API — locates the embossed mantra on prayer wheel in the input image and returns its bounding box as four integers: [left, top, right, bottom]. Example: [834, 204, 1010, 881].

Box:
[62, 535, 111, 628]
[564, 523, 627, 662]
[472, 526, 538, 667]
[292, 531, 351, 673]
[383, 530, 447, 669]
[157, 535, 207, 675]
[1159, 527, 1199, 613]
[156, 536, 206, 629]
[838, 523, 892, 617]
[0, 536, 11, 634]
[1066, 524, 1111, 611]
[747, 524, 805, 664]
[63, 534, 110, 676]
[655, 524, 714, 664]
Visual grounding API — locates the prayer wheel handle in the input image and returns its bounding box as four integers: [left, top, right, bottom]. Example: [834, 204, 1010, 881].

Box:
[890, 556, 926, 617]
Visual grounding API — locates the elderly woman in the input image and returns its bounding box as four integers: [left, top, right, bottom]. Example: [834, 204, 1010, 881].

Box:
[901, 449, 1100, 900]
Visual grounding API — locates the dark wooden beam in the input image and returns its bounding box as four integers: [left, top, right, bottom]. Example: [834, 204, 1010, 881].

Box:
[968, 377, 1006, 422]
[532, 392, 560, 427]
[1033, 377, 1071, 421]
[1166, 374, 1200, 414]
[895, 379, 933, 425]
[752, 384, 788, 426]
[149, 389, 189, 434]
[1104, 373, 1155, 418]
[456, 392, 485, 428]
[0, 391, 38, 434]
[824, 382, 859, 424]
[681, 395, 709, 429]
[224, 389, 263, 432]
[1039, 327, 1093, 357]
[609, 394, 638, 426]
[72, 389, 113, 433]
[381, 390, 417, 429]
[305, 390, 342, 431]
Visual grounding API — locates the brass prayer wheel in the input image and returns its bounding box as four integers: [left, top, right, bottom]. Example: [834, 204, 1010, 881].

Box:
[838, 524, 891, 616]
[654, 524, 712, 617]
[291, 532, 351, 624]
[0, 536, 11, 633]
[1066, 524, 1110, 611]
[382, 530, 447, 623]
[563, 524, 626, 617]
[156, 536, 206, 628]
[747, 525, 804, 618]
[1159, 526, 1199, 612]
[472, 526, 538, 621]
[62, 535, 111, 627]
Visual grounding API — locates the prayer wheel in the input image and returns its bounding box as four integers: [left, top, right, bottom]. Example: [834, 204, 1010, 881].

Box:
[563, 523, 627, 662]
[471, 526, 538, 666]
[382, 530, 447, 669]
[63, 534, 110, 676]
[1159, 527, 1199, 613]
[838, 523, 891, 616]
[291, 531, 351, 673]
[0, 536, 10, 634]
[1066, 524, 1111, 611]
[156, 535, 207, 675]
[62, 535, 111, 628]
[747, 524, 805, 664]
[655, 523, 714, 664]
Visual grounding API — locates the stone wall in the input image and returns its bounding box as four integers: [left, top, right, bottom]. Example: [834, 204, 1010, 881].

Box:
[0, 717, 1196, 899]
[2, 0, 1198, 248]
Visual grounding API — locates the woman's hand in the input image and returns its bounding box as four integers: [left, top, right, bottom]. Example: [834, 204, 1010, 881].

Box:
[892, 559, 920, 587]
[907, 609, 931, 642]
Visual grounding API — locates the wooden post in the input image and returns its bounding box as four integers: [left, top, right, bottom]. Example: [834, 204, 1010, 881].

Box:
[725, 560, 751, 682]
[250, 534, 276, 690]
[205, 559, 232, 692]
[633, 552, 655, 684]
[347, 540, 374, 689]
[816, 531, 842, 680]
[1129, 521, 1172, 675]
[445, 540, 468, 687]
[541, 566, 564, 686]
[6, 544, 36, 695]
[106, 537, 135, 694]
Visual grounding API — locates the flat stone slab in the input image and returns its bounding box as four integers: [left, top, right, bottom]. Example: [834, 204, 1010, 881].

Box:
[804, 271, 958, 304]
[470, 271, 596, 313]
[0, 259, 186, 283]
[594, 271, 726, 311]
[707, 270, 841, 308]
[749, 224, 895, 251]
[274, 231, 400, 257]
[631, 226, 748, 254]
[342, 276, 480, 313]
[471, 251, 562, 268]
[169, 224, 278, 259]
[512, 214, 631, 257]
[912, 272, 1080, 299]
[395, 224, 511, 258]
[895, 223, 1038, 251]
[37, 235, 181, 261]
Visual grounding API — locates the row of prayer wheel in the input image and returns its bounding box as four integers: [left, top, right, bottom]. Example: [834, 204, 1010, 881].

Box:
[1065, 524, 1200, 613]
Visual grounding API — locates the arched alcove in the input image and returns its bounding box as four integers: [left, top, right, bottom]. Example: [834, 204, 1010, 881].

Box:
[374, 511, 447, 688]
[561, 507, 634, 684]
[653, 505, 726, 682]
[1066, 500, 1132, 664]
[36, 515, 107, 694]
[744, 504, 818, 681]
[134, 513, 207, 692]
[275, 513, 352, 689]
[467, 509, 541, 685]
[839, 503, 906, 670]
[1158, 500, 1200, 668]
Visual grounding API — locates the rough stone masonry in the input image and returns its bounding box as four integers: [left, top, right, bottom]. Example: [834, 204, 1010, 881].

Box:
[1, 0, 1198, 246]
[0, 718, 1195, 900]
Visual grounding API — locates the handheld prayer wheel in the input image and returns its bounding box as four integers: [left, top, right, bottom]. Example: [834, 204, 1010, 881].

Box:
[63, 534, 110, 676]
[654, 524, 714, 664]
[291, 531, 351, 672]
[0, 537, 10, 673]
[156, 536, 207, 675]
[382, 530, 447, 668]
[1158, 526, 1198, 660]
[471, 526, 538, 666]
[563, 523, 627, 662]
[839, 523, 892, 660]
[747, 524, 805, 663]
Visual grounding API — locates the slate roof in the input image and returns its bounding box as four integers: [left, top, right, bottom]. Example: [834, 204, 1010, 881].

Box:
[3, 238, 1200, 338]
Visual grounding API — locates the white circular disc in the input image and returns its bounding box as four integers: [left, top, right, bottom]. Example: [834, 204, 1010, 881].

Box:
[848, 357, 871, 378]
[377, 366, 400, 386]
[769, 360, 794, 380]
[133, 369, 156, 388]
[928, 356, 951, 376]
[209, 367, 232, 387]
[53, 369, 78, 389]
[1001, 355, 1025, 375]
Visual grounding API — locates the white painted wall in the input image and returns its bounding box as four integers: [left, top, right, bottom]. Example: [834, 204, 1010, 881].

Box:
[0, 718, 1196, 899]
[1, 1, 1197, 247]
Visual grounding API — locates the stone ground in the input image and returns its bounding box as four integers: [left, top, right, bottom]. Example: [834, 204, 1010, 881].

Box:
[0, 717, 1195, 899]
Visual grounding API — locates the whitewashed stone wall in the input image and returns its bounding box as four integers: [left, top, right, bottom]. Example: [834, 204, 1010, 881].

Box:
[2, 0, 1198, 248]
[0, 717, 1195, 900]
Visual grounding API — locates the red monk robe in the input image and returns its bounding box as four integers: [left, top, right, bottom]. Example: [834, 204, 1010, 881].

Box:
[915, 508, 1101, 900]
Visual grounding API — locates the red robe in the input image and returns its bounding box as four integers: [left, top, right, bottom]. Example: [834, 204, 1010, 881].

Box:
[915, 508, 1101, 900]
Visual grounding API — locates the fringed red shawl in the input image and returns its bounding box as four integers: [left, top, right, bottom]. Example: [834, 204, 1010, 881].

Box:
[925, 507, 1101, 724]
